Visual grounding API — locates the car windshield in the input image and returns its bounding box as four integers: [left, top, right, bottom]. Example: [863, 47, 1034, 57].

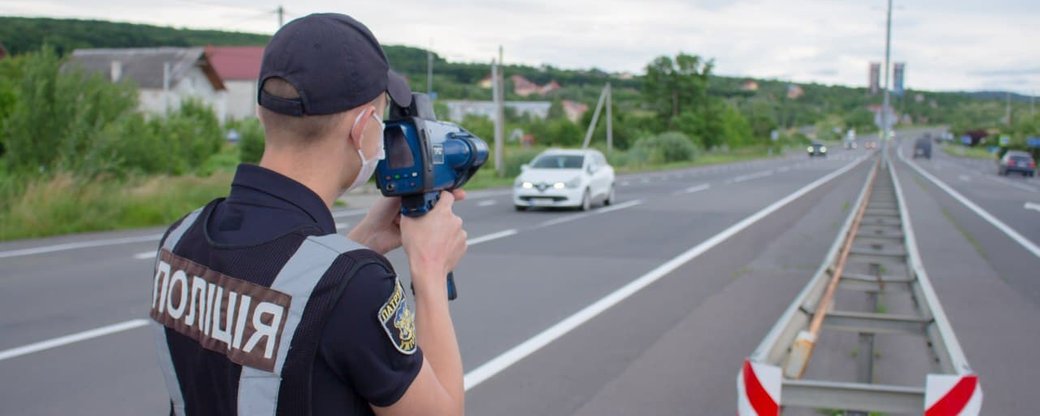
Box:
[531, 154, 585, 169]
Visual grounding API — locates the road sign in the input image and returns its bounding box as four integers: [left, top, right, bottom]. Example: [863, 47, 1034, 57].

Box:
[1027, 137, 1040, 148]
[999, 135, 1010, 146]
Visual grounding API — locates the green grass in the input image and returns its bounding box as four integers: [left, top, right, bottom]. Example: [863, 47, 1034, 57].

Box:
[942, 145, 997, 160]
[1, 144, 784, 241]
[0, 172, 232, 241]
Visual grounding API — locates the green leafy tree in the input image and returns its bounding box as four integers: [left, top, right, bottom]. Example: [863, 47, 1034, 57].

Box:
[642, 53, 713, 126]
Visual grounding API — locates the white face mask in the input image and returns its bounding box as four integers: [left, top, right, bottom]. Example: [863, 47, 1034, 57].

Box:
[347, 110, 386, 192]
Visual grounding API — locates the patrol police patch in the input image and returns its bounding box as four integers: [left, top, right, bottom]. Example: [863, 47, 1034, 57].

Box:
[378, 279, 417, 355]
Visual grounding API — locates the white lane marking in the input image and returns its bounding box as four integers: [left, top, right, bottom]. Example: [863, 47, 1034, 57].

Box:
[641, 178, 650, 184]
[1026, 202, 1040, 213]
[729, 170, 774, 184]
[620, 181, 631, 187]
[335, 222, 351, 230]
[539, 213, 591, 227]
[673, 183, 711, 196]
[959, 174, 972, 182]
[536, 199, 644, 227]
[596, 199, 643, 214]
[133, 251, 155, 260]
[900, 149, 1040, 259]
[0, 234, 163, 259]
[477, 200, 497, 207]
[0, 319, 149, 362]
[463, 154, 868, 391]
[995, 178, 1039, 193]
[777, 166, 790, 173]
[467, 229, 518, 245]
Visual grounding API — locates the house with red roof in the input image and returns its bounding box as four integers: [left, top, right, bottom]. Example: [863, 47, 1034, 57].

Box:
[205, 46, 265, 120]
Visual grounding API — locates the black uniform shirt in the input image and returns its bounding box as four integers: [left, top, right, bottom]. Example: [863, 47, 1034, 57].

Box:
[207, 164, 423, 414]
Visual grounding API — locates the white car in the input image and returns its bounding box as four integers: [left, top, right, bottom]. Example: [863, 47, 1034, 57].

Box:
[513, 149, 615, 211]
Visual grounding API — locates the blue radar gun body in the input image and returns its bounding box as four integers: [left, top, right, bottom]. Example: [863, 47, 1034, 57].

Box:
[376, 93, 489, 300]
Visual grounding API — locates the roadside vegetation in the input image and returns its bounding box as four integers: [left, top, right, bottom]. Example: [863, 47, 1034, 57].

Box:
[4, 18, 1035, 241]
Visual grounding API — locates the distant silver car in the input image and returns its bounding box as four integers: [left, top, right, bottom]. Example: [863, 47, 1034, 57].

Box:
[513, 149, 615, 211]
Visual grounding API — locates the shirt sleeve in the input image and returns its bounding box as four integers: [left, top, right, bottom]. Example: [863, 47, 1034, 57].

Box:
[319, 262, 424, 407]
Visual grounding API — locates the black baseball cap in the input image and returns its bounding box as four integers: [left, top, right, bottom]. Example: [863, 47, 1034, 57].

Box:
[257, 13, 412, 116]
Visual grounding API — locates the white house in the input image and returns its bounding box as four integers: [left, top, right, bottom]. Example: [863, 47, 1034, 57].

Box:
[66, 47, 227, 120]
[205, 46, 264, 121]
[442, 100, 551, 122]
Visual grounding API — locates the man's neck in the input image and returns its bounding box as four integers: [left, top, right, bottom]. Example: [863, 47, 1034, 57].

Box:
[259, 151, 341, 209]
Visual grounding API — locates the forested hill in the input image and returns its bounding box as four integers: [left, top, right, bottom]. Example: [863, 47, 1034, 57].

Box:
[0, 17, 271, 55]
[2, 16, 1027, 133]
[0, 17, 627, 95]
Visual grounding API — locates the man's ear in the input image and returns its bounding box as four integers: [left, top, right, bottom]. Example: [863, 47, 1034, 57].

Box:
[348, 107, 375, 149]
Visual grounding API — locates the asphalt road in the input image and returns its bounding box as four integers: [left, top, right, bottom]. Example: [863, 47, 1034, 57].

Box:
[1, 136, 1036, 414]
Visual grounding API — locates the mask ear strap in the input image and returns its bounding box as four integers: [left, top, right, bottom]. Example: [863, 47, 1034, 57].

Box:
[350, 107, 376, 145]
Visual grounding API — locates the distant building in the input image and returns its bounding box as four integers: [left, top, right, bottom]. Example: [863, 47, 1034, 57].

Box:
[869, 62, 880, 95]
[0, 42, 8, 60]
[442, 100, 551, 122]
[786, 84, 804, 100]
[205, 46, 264, 120]
[741, 79, 759, 92]
[67, 47, 227, 120]
[511, 75, 541, 97]
[562, 100, 588, 122]
[893, 62, 906, 96]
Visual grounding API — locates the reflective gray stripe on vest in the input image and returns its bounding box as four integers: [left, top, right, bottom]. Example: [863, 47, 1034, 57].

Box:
[152, 209, 203, 416]
[238, 233, 365, 416]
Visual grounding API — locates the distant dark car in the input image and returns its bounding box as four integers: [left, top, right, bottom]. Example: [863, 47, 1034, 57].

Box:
[998, 151, 1036, 177]
[913, 137, 932, 159]
[807, 142, 828, 157]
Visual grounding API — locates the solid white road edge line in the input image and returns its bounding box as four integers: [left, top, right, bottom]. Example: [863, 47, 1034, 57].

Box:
[462, 154, 868, 391]
[0, 319, 150, 362]
[0, 234, 163, 259]
[900, 148, 1040, 258]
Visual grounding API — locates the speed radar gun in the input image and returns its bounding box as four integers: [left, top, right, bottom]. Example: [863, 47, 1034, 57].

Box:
[375, 93, 489, 300]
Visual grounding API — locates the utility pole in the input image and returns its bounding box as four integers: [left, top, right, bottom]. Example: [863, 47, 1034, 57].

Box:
[606, 82, 613, 154]
[1005, 91, 1012, 125]
[494, 46, 505, 176]
[881, 0, 893, 146]
[276, 5, 284, 27]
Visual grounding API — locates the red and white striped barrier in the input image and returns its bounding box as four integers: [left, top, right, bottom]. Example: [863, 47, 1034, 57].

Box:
[737, 359, 781, 416]
[924, 374, 982, 416]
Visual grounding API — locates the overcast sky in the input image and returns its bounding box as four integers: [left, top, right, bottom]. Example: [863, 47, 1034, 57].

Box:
[4, 0, 1039, 94]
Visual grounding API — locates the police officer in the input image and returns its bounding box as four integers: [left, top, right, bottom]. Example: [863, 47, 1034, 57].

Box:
[149, 13, 466, 416]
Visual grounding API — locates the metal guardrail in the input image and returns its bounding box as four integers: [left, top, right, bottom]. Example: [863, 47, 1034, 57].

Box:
[738, 151, 982, 415]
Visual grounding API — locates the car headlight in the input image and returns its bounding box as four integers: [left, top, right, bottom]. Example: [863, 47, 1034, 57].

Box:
[565, 177, 582, 189]
[521, 181, 534, 189]
[807, 146, 814, 152]
[553, 182, 566, 189]
[820, 146, 827, 153]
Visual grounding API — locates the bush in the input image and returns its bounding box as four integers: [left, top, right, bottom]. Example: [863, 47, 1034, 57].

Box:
[501, 146, 546, 178]
[628, 131, 700, 165]
[234, 118, 266, 164]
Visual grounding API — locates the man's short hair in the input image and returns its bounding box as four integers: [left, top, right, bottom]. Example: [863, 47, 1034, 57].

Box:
[258, 78, 346, 142]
